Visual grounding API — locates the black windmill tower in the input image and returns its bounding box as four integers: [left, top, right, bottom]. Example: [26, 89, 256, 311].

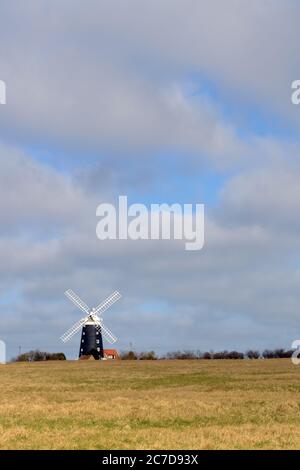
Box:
[61, 289, 121, 359]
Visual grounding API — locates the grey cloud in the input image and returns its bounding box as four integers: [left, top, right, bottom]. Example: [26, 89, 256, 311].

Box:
[219, 163, 300, 233]
[1, 0, 299, 134]
[1, 2, 300, 359]
[2, 1, 296, 166]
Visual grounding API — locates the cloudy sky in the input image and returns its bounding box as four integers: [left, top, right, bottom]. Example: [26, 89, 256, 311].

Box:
[1, 1, 300, 359]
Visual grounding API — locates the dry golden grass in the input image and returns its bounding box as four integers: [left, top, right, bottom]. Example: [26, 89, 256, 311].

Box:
[0, 359, 300, 449]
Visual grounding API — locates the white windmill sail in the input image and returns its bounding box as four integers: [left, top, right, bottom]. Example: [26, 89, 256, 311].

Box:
[93, 291, 122, 316]
[65, 289, 90, 315]
[95, 321, 117, 344]
[60, 315, 88, 343]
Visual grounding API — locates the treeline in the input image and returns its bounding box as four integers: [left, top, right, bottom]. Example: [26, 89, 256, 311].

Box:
[11, 348, 295, 362]
[12, 350, 66, 362]
[119, 348, 295, 360]
[120, 350, 157, 360]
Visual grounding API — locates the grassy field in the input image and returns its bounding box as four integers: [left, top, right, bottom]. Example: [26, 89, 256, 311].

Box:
[0, 359, 300, 449]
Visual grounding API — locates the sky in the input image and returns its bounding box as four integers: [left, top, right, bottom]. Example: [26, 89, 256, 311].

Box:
[1, 1, 300, 359]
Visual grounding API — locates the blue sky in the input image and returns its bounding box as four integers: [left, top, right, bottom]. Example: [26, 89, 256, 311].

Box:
[1, 1, 300, 359]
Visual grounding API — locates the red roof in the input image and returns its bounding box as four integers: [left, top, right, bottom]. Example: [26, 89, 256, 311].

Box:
[104, 349, 119, 358]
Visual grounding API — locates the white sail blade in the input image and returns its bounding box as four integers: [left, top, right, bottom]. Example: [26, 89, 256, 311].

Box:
[96, 322, 117, 344]
[65, 289, 90, 315]
[93, 291, 121, 316]
[60, 316, 88, 343]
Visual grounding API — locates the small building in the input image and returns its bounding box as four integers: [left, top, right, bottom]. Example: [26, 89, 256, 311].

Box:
[103, 349, 119, 360]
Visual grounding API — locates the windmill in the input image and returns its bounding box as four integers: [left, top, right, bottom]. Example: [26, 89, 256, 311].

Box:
[61, 289, 121, 360]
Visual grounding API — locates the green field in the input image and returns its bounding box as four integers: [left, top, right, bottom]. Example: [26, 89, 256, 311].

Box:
[0, 359, 300, 449]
